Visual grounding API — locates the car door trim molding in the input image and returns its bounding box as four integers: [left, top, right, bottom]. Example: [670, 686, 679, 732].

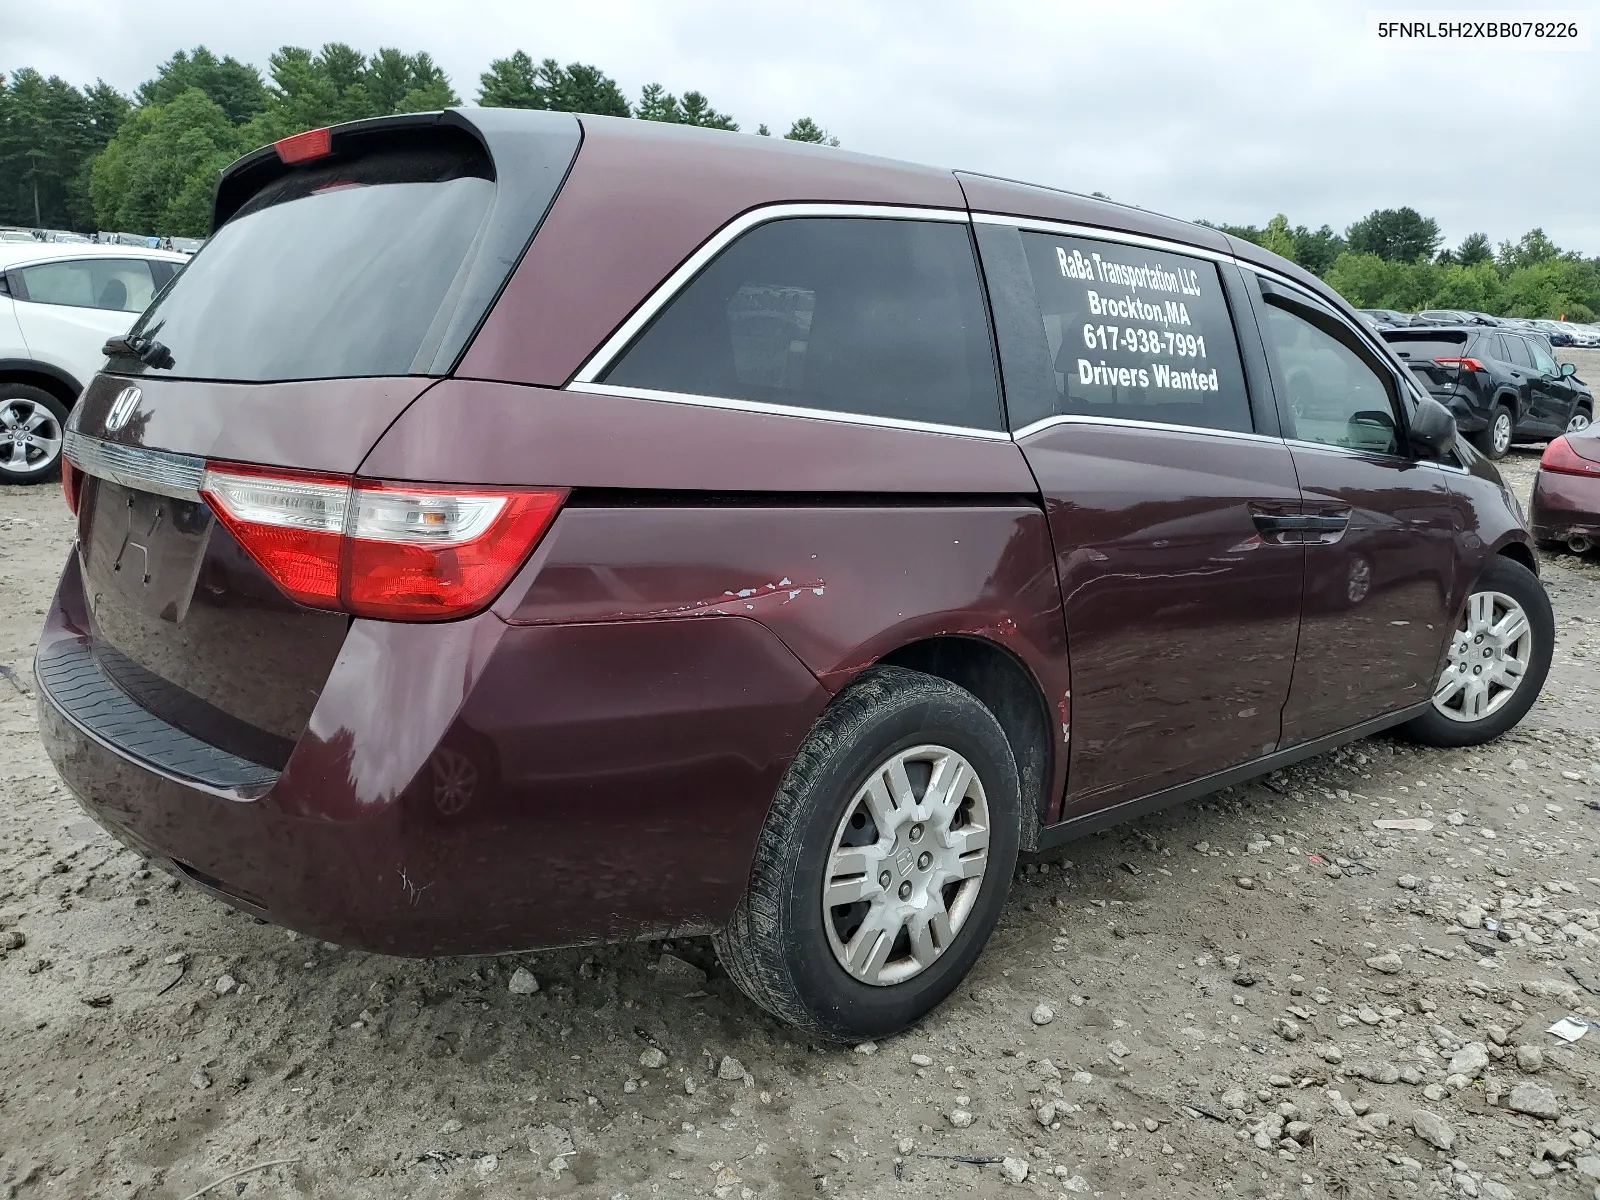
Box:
[1037, 700, 1432, 849]
[968, 212, 1233, 264]
[569, 202, 972, 388]
[1011, 412, 1284, 445]
[567, 381, 1012, 441]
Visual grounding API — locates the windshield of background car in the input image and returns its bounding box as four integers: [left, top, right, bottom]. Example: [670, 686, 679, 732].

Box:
[124, 143, 496, 382]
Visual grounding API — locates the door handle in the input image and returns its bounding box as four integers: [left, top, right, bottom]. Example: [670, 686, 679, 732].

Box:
[1251, 511, 1350, 544]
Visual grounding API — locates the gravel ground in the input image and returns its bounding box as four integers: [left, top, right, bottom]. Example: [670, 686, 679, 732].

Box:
[4, 359, 1600, 1200]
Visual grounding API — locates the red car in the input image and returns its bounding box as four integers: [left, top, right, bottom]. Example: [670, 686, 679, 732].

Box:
[1531, 429, 1600, 553]
[38, 110, 1551, 1040]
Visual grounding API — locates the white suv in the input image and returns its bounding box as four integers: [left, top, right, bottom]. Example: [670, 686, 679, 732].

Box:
[0, 242, 187, 483]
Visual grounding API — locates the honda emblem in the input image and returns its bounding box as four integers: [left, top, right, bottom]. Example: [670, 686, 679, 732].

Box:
[104, 386, 141, 433]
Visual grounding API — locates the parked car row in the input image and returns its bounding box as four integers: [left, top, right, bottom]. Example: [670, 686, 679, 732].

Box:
[0, 227, 204, 255]
[1359, 306, 1600, 348]
[32, 108, 1552, 1040]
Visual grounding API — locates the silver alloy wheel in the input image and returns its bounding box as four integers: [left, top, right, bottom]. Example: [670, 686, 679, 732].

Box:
[1491, 409, 1513, 456]
[822, 744, 990, 986]
[1432, 590, 1533, 723]
[0, 397, 63, 475]
[1568, 410, 1592, 434]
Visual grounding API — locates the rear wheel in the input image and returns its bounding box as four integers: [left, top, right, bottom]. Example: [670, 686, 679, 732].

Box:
[1403, 558, 1552, 748]
[0, 385, 68, 484]
[1470, 405, 1514, 460]
[714, 666, 1020, 1041]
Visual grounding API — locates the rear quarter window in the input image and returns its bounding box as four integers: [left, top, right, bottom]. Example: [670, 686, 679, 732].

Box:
[602, 217, 1003, 432]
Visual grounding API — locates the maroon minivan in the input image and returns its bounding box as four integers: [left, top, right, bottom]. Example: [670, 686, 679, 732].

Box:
[39, 109, 1552, 1039]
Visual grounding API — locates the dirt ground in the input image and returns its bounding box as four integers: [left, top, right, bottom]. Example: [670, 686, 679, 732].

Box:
[4, 353, 1600, 1200]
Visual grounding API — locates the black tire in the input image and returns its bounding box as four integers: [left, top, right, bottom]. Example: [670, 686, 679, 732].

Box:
[1567, 403, 1593, 436]
[1403, 557, 1553, 748]
[1470, 404, 1514, 460]
[0, 384, 70, 484]
[713, 666, 1021, 1041]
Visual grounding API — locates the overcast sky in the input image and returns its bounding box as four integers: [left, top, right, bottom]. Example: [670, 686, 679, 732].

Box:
[6, 0, 1596, 254]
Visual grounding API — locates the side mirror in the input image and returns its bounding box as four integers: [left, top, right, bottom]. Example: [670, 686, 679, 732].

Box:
[1408, 395, 1457, 458]
[1560, 362, 1578, 378]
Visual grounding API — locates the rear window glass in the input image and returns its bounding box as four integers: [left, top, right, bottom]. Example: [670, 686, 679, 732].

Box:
[1381, 330, 1469, 362]
[603, 217, 1003, 431]
[125, 144, 494, 382]
[1015, 232, 1251, 433]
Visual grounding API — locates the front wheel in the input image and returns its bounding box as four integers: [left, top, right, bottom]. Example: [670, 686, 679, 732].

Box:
[1567, 406, 1592, 435]
[714, 666, 1020, 1041]
[1403, 557, 1552, 748]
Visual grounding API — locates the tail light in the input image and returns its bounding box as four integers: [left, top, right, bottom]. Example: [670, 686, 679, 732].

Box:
[1539, 436, 1600, 477]
[61, 457, 83, 515]
[200, 462, 566, 620]
[1434, 357, 1485, 372]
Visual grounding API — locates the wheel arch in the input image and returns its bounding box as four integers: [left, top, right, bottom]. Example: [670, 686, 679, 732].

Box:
[877, 634, 1055, 851]
[1495, 538, 1537, 576]
[0, 359, 83, 408]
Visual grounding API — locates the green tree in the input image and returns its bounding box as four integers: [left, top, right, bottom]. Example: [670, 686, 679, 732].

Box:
[634, 82, 681, 122]
[0, 68, 102, 228]
[785, 117, 838, 146]
[1496, 228, 1564, 273]
[1322, 252, 1440, 311]
[545, 62, 630, 116]
[137, 47, 265, 124]
[755, 123, 771, 136]
[1429, 261, 1505, 314]
[89, 87, 243, 235]
[242, 43, 458, 144]
[676, 91, 737, 130]
[476, 53, 628, 116]
[478, 51, 542, 109]
[1345, 206, 1441, 262]
[1289, 224, 1345, 275]
[1260, 213, 1295, 261]
[1451, 232, 1491, 266]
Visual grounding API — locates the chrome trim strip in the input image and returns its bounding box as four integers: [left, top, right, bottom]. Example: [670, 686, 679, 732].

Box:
[570, 202, 970, 385]
[970, 212, 1232, 264]
[1284, 438, 1411, 464]
[64, 431, 205, 501]
[1011, 412, 1283, 445]
[568, 382, 1012, 441]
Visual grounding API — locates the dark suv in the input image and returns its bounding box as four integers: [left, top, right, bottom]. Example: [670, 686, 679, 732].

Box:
[1382, 325, 1592, 458]
[37, 110, 1552, 1040]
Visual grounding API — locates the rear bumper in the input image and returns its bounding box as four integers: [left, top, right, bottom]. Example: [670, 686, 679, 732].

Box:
[37, 552, 830, 956]
[1442, 394, 1489, 433]
[1530, 469, 1600, 543]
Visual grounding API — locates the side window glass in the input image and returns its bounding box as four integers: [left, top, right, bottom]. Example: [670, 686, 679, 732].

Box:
[1485, 334, 1509, 363]
[1504, 336, 1534, 369]
[14, 259, 156, 312]
[604, 218, 1002, 431]
[1259, 302, 1400, 455]
[1014, 232, 1252, 433]
[1529, 340, 1559, 376]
